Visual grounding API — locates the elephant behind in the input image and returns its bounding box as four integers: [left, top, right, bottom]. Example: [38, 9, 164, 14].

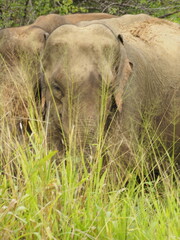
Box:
[34, 13, 117, 33]
[42, 14, 180, 172]
[0, 24, 48, 138]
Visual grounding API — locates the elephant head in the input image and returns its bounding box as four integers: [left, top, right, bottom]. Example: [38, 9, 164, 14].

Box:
[0, 25, 49, 138]
[0, 25, 49, 64]
[42, 24, 132, 151]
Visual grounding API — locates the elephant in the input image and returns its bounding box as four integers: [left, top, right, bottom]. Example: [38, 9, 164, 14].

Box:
[42, 14, 180, 173]
[0, 24, 49, 136]
[0, 26, 49, 65]
[0, 12, 117, 89]
[0, 12, 116, 64]
[0, 13, 116, 138]
[0, 12, 116, 58]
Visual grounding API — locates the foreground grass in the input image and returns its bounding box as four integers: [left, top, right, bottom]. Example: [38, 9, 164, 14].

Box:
[0, 124, 179, 239]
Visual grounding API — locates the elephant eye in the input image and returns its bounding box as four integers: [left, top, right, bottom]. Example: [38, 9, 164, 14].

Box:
[53, 84, 61, 91]
[51, 82, 64, 100]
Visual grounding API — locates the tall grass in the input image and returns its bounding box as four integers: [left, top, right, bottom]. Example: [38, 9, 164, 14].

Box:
[0, 56, 179, 240]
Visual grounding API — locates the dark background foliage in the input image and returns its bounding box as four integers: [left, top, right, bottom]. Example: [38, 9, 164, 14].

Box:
[0, 0, 179, 28]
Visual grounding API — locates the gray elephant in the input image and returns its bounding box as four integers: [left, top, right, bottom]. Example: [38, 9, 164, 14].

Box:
[43, 15, 180, 171]
[0, 13, 117, 79]
[0, 13, 116, 61]
[0, 12, 117, 72]
[0, 13, 116, 138]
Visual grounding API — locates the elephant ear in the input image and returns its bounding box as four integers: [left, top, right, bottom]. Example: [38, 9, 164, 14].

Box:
[114, 41, 133, 112]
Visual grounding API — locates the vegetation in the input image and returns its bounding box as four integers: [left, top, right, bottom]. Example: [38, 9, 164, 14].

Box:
[0, 1, 180, 239]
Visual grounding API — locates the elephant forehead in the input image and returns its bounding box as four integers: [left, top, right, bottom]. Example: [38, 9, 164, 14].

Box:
[47, 45, 114, 83]
[47, 24, 118, 49]
[48, 60, 114, 92]
[46, 36, 118, 70]
[52, 62, 98, 84]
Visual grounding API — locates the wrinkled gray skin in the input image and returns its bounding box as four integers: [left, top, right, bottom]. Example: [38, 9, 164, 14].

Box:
[42, 14, 180, 169]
